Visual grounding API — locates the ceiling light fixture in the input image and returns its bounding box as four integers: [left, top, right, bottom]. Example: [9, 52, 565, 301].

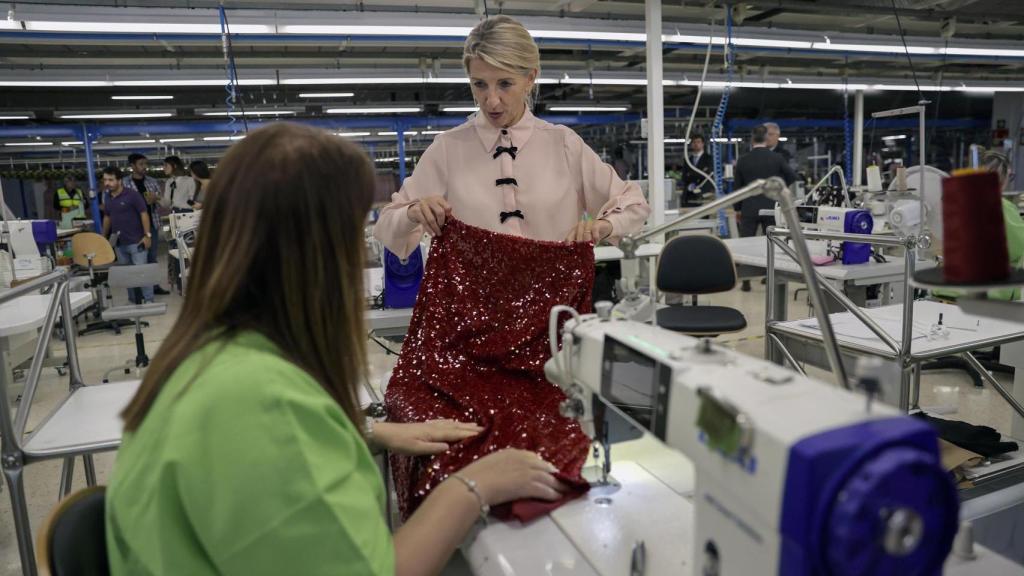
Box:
[201, 110, 297, 117]
[57, 112, 174, 119]
[334, 132, 372, 137]
[441, 106, 478, 113]
[158, 138, 196, 143]
[203, 135, 246, 141]
[23, 21, 272, 34]
[111, 95, 174, 101]
[326, 107, 422, 114]
[4, 141, 53, 147]
[299, 92, 355, 98]
[548, 105, 629, 112]
[108, 139, 156, 144]
[0, 114, 32, 120]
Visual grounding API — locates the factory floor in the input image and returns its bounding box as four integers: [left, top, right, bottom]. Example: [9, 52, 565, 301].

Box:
[0, 270, 1018, 576]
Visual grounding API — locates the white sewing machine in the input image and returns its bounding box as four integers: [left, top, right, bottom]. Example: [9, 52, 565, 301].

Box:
[461, 306, 1020, 576]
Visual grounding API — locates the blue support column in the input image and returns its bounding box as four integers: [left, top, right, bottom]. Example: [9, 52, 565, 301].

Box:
[397, 121, 407, 184]
[82, 125, 102, 232]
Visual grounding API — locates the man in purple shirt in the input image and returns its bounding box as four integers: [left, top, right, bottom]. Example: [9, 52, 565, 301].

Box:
[101, 166, 154, 303]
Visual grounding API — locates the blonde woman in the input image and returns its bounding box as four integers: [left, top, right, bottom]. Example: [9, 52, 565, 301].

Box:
[374, 15, 650, 254]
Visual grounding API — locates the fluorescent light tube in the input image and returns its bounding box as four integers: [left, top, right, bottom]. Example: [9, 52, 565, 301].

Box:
[0, 80, 110, 87]
[548, 105, 629, 112]
[420, 130, 444, 135]
[112, 79, 274, 87]
[0, 115, 32, 120]
[24, 21, 272, 34]
[201, 110, 297, 117]
[159, 138, 196, 143]
[108, 139, 156, 144]
[335, 132, 372, 137]
[942, 47, 1024, 58]
[280, 25, 471, 36]
[377, 131, 419, 136]
[60, 141, 84, 146]
[4, 141, 52, 147]
[299, 92, 354, 98]
[811, 42, 938, 55]
[57, 112, 174, 119]
[111, 95, 174, 100]
[327, 107, 422, 114]
[441, 106, 478, 112]
[203, 136, 246, 141]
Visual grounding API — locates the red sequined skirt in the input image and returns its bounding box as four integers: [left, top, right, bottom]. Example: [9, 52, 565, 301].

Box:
[385, 218, 594, 521]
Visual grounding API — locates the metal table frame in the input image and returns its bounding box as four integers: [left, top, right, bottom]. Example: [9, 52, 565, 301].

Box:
[764, 227, 1024, 421]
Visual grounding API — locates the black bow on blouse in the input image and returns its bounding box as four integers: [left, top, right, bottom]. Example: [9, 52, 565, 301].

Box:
[499, 210, 525, 224]
[493, 145, 518, 160]
[495, 178, 518, 187]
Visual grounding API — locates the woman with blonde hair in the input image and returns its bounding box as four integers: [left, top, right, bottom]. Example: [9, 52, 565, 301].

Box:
[105, 123, 568, 576]
[374, 14, 649, 253]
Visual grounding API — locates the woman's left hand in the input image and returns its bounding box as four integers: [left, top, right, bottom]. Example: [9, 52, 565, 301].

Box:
[371, 420, 483, 456]
[564, 218, 613, 243]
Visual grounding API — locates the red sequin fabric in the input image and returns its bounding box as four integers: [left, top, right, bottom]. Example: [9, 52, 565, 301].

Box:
[386, 218, 594, 521]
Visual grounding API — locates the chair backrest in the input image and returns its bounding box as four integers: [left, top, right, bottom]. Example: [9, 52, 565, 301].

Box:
[656, 235, 737, 295]
[37, 486, 108, 576]
[71, 233, 115, 268]
[107, 263, 163, 291]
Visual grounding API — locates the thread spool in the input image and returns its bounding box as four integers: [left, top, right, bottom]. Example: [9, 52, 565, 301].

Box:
[866, 165, 883, 192]
[942, 170, 1010, 284]
[895, 166, 908, 192]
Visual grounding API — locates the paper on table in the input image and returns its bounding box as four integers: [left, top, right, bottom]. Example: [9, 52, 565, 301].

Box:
[798, 316, 929, 341]
[7, 222, 39, 258]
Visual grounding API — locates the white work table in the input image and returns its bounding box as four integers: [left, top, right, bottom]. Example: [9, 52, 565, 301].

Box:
[723, 235, 937, 326]
[0, 292, 93, 398]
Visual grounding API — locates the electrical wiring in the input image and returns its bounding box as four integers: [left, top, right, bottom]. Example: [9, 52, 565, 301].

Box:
[218, 3, 249, 135]
[681, 25, 717, 198]
[710, 11, 734, 235]
[889, 0, 925, 104]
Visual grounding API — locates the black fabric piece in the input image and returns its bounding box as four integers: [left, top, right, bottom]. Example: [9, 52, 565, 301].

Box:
[493, 145, 518, 160]
[499, 210, 525, 224]
[914, 412, 1019, 458]
[495, 178, 519, 187]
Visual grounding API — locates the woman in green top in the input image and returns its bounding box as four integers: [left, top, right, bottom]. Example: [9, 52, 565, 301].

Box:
[106, 123, 569, 576]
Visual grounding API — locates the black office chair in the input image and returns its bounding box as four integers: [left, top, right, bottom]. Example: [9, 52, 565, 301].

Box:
[655, 235, 748, 336]
[37, 486, 108, 576]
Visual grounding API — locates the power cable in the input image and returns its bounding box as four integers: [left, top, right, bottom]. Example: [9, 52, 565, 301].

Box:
[888, 0, 925, 103]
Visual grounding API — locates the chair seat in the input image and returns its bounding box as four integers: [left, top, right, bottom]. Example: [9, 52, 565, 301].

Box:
[23, 380, 140, 458]
[656, 305, 747, 335]
[102, 303, 167, 321]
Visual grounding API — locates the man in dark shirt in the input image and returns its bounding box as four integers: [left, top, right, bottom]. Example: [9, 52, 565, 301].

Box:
[734, 124, 797, 291]
[102, 166, 154, 303]
[123, 153, 169, 295]
[680, 134, 714, 207]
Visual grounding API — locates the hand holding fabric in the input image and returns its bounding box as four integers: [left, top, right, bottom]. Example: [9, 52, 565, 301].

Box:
[373, 420, 483, 456]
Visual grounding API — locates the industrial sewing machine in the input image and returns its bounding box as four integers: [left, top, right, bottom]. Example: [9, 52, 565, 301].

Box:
[458, 307, 1020, 576]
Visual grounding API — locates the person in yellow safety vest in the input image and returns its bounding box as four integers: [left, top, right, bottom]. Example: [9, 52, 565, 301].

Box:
[54, 175, 89, 229]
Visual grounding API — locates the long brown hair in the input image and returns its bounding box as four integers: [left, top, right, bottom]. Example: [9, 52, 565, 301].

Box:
[122, 123, 373, 432]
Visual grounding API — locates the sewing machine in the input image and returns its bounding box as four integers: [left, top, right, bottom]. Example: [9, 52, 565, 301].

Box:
[461, 307, 1019, 576]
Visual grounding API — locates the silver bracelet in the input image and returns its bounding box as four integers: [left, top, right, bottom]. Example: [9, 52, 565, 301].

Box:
[450, 473, 490, 523]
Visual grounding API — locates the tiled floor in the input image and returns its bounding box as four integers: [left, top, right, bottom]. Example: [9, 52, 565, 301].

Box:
[0, 271, 1017, 575]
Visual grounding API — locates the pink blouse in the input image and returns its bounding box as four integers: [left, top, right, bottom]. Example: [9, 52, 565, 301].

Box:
[373, 108, 651, 258]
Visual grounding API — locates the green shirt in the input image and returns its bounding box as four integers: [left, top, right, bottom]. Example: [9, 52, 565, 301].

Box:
[106, 332, 394, 575]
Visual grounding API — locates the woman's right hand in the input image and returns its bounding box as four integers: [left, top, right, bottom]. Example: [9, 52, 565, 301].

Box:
[407, 196, 452, 237]
[455, 449, 569, 506]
